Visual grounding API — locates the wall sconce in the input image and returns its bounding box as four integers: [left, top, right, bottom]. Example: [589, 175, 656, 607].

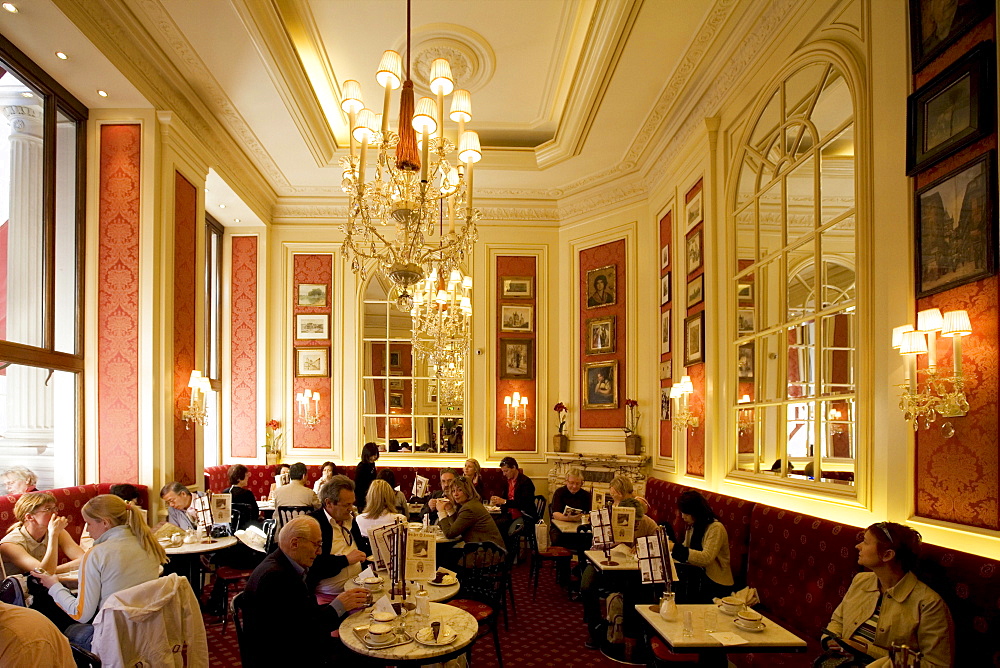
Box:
[504, 391, 529, 433]
[296, 388, 321, 428]
[894, 308, 971, 437]
[737, 394, 753, 436]
[182, 370, 211, 429]
[670, 375, 699, 431]
[828, 407, 847, 435]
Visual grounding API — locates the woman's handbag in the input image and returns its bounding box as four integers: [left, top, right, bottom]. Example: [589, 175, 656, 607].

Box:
[813, 630, 876, 667]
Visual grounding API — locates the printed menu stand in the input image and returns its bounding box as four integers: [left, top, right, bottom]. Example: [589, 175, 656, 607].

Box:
[590, 508, 618, 566]
[636, 527, 678, 586]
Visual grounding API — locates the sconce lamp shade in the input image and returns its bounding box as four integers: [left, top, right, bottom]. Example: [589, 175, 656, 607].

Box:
[739, 394, 751, 403]
[892, 324, 914, 349]
[504, 395, 512, 406]
[669, 385, 685, 399]
[375, 50, 403, 90]
[942, 310, 972, 337]
[458, 131, 482, 164]
[900, 331, 928, 356]
[341, 80, 364, 114]
[916, 308, 944, 332]
[449, 89, 472, 122]
[188, 370, 202, 388]
[678, 375, 694, 394]
[411, 97, 437, 134]
[429, 58, 455, 95]
[520, 395, 529, 406]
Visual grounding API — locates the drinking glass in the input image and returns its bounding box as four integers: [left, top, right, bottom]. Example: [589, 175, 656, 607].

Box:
[682, 610, 695, 637]
[703, 609, 717, 633]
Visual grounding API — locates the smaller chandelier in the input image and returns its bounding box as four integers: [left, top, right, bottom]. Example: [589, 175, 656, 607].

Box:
[182, 370, 210, 429]
[296, 388, 322, 429]
[670, 376, 699, 432]
[410, 265, 472, 367]
[504, 391, 529, 433]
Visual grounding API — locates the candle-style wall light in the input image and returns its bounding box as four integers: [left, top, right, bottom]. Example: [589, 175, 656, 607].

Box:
[670, 375, 699, 431]
[893, 308, 971, 437]
[504, 391, 529, 433]
[182, 370, 211, 428]
[296, 388, 322, 428]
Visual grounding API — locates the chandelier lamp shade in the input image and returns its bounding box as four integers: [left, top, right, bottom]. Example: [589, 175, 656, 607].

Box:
[339, 0, 482, 316]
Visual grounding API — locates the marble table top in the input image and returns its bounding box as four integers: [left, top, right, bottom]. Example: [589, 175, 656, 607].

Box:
[340, 601, 477, 664]
[585, 549, 639, 571]
[637, 603, 807, 653]
[552, 518, 588, 533]
[164, 535, 237, 555]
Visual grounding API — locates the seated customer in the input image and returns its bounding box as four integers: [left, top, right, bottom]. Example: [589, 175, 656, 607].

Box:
[272, 462, 320, 513]
[376, 469, 408, 513]
[159, 481, 209, 531]
[313, 461, 339, 494]
[669, 490, 734, 603]
[2, 466, 39, 495]
[81, 484, 147, 550]
[463, 458, 489, 500]
[438, 476, 504, 546]
[267, 463, 290, 501]
[490, 456, 536, 520]
[308, 476, 368, 602]
[821, 522, 953, 667]
[223, 464, 260, 530]
[551, 468, 592, 523]
[355, 480, 405, 537]
[37, 495, 166, 650]
[242, 516, 369, 667]
[421, 468, 457, 524]
[0, 601, 75, 667]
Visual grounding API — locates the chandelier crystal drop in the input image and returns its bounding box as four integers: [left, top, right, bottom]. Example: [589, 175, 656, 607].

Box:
[339, 1, 482, 316]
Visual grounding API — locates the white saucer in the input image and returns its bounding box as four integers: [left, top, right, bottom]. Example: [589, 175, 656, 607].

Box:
[428, 576, 457, 586]
[414, 625, 457, 645]
[365, 632, 395, 646]
[734, 619, 766, 633]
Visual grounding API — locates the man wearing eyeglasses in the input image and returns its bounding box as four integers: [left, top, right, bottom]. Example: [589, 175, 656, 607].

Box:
[242, 516, 369, 666]
[308, 475, 368, 602]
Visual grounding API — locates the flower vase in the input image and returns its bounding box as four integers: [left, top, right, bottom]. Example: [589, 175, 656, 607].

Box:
[552, 434, 569, 452]
[625, 434, 641, 455]
[266, 452, 279, 467]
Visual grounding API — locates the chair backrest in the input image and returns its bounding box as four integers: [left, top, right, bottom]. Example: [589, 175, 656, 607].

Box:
[262, 518, 277, 553]
[534, 495, 546, 521]
[505, 518, 525, 559]
[275, 505, 311, 531]
[456, 541, 507, 607]
[0, 576, 25, 606]
[70, 643, 102, 668]
[232, 591, 247, 661]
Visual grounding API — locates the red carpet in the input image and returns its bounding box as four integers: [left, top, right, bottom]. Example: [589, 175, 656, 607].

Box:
[206, 559, 628, 667]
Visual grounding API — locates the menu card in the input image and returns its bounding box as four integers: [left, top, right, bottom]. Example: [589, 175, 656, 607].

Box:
[369, 522, 399, 572]
[611, 506, 636, 544]
[636, 527, 678, 585]
[412, 475, 429, 499]
[405, 530, 436, 582]
[191, 493, 214, 528]
[590, 508, 614, 550]
[211, 493, 232, 527]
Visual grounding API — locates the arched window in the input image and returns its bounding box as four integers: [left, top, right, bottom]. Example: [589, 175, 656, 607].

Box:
[730, 58, 858, 490]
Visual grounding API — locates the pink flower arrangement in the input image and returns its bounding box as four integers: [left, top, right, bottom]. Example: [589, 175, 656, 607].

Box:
[264, 419, 284, 454]
[553, 402, 568, 434]
[623, 399, 640, 436]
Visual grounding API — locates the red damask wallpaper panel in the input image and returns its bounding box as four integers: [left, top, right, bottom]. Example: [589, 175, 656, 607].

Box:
[292, 254, 333, 449]
[580, 240, 626, 429]
[97, 124, 141, 482]
[173, 174, 197, 486]
[659, 211, 673, 458]
[230, 236, 258, 458]
[496, 256, 536, 451]
[915, 279, 999, 530]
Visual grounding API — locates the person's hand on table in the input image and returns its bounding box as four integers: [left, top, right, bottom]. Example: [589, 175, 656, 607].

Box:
[489, 496, 505, 506]
[346, 549, 367, 565]
[336, 588, 370, 611]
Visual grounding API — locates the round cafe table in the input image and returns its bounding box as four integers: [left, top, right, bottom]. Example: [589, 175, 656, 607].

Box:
[340, 601, 477, 666]
[164, 535, 237, 597]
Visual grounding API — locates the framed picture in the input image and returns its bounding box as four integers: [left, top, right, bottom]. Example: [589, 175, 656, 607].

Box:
[296, 314, 329, 340]
[500, 338, 534, 379]
[660, 244, 670, 269]
[426, 380, 438, 403]
[660, 387, 671, 421]
[915, 151, 996, 297]
[585, 264, 617, 308]
[501, 276, 534, 299]
[660, 272, 671, 305]
[686, 275, 704, 308]
[389, 351, 402, 367]
[389, 393, 404, 408]
[586, 316, 616, 355]
[500, 305, 533, 332]
[684, 312, 705, 366]
[659, 361, 672, 380]
[686, 189, 703, 230]
[908, 0, 992, 72]
[686, 230, 703, 275]
[737, 282, 753, 304]
[906, 42, 994, 175]
[583, 360, 618, 409]
[660, 310, 670, 355]
[297, 283, 328, 306]
[738, 342, 754, 380]
[295, 347, 329, 377]
[389, 378, 404, 390]
[737, 308, 755, 335]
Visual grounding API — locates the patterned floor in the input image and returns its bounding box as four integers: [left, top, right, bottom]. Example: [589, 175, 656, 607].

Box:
[205, 559, 629, 667]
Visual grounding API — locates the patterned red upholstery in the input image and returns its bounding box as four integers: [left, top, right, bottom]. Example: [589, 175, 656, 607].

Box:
[650, 636, 699, 663]
[0, 483, 150, 544]
[447, 598, 494, 621]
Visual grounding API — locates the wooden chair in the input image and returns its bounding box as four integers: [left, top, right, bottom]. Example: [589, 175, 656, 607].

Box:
[500, 517, 525, 629]
[262, 518, 277, 553]
[232, 592, 248, 663]
[530, 538, 574, 598]
[447, 541, 507, 668]
[275, 505, 312, 533]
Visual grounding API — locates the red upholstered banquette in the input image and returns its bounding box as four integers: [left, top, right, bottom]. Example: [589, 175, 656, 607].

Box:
[643, 477, 1000, 667]
[0, 483, 150, 544]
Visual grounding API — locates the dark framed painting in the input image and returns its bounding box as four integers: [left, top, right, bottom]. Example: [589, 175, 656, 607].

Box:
[499, 338, 534, 379]
[915, 150, 996, 297]
[684, 312, 705, 366]
[501, 276, 534, 299]
[660, 272, 671, 305]
[686, 275, 704, 308]
[737, 342, 754, 380]
[586, 316, 616, 355]
[906, 41, 994, 175]
[585, 264, 617, 309]
[686, 229, 703, 275]
[583, 360, 618, 409]
[908, 0, 993, 72]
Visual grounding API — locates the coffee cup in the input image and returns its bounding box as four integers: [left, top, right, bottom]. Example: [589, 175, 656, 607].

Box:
[367, 622, 394, 644]
[737, 609, 762, 626]
[720, 596, 742, 615]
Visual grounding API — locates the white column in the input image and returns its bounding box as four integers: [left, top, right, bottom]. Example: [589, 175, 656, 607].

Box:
[1, 98, 54, 483]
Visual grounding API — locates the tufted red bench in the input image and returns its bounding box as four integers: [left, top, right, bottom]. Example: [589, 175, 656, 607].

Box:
[0, 483, 151, 544]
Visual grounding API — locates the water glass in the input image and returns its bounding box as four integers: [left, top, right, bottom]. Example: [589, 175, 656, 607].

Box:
[703, 609, 717, 633]
[682, 610, 694, 637]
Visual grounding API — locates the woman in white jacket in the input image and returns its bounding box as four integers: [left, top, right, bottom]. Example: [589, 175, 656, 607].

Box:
[669, 490, 735, 603]
[37, 494, 167, 651]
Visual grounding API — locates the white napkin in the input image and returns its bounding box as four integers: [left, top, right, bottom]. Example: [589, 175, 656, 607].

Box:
[712, 586, 759, 607]
[372, 595, 397, 618]
[709, 632, 749, 646]
[358, 565, 376, 582]
[610, 544, 635, 558]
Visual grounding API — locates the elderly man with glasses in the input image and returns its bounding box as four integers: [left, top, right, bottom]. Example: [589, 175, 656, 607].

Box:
[242, 516, 369, 667]
[307, 475, 369, 603]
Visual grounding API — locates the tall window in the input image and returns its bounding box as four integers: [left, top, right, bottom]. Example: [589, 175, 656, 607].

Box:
[361, 275, 465, 454]
[0, 36, 87, 488]
[202, 215, 224, 467]
[730, 59, 858, 490]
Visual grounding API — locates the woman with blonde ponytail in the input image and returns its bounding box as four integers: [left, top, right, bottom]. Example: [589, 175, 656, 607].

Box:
[36, 494, 165, 650]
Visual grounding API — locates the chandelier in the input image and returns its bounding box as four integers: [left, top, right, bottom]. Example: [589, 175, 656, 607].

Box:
[410, 265, 472, 367]
[339, 0, 482, 314]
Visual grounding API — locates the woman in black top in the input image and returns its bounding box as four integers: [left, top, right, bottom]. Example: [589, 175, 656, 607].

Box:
[354, 442, 380, 512]
[223, 463, 260, 529]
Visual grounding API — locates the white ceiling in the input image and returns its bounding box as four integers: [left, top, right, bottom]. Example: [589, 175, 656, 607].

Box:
[0, 0, 730, 220]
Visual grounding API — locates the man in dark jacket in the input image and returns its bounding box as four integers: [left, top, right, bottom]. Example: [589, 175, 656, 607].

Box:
[490, 456, 537, 521]
[307, 476, 367, 597]
[241, 516, 368, 667]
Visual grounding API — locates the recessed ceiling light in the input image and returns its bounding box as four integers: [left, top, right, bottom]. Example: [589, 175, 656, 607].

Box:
[55, 52, 68, 60]
[234, 218, 241, 223]
[97, 90, 108, 97]
[2, 4, 18, 14]
[219, 204, 226, 209]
